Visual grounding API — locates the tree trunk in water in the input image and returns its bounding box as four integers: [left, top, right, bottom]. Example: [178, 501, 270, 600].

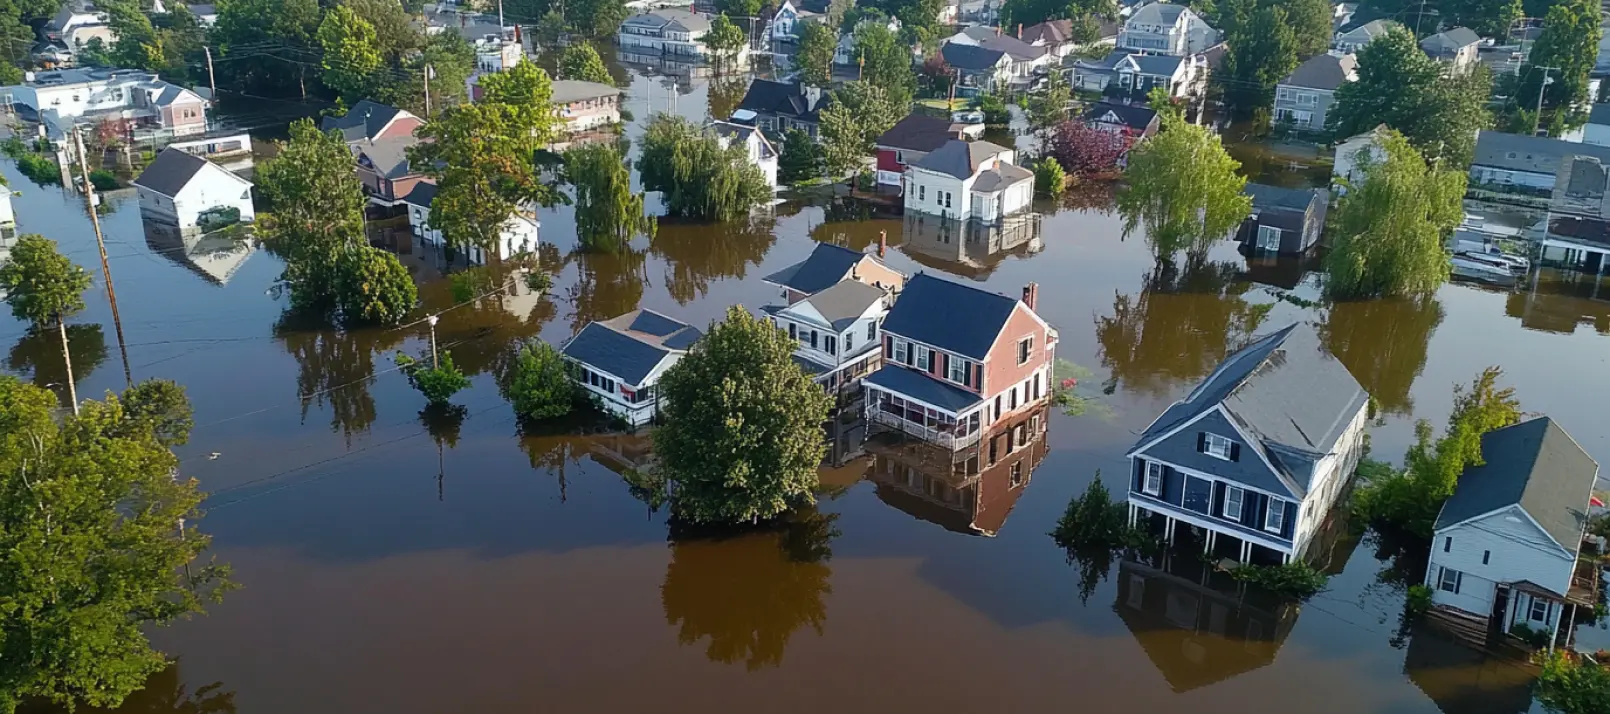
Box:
[58, 316, 78, 415]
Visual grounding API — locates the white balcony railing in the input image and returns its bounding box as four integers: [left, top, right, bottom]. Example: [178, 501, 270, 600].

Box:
[870, 408, 983, 450]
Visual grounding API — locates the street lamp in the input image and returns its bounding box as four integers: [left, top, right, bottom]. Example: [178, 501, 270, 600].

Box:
[427, 315, 440, 369]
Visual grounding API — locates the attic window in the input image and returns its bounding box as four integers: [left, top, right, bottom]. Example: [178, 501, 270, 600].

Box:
[1201, 433, 1233, 460]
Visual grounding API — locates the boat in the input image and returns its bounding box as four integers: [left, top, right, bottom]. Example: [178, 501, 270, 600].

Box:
[1451, 253, 1519, 285]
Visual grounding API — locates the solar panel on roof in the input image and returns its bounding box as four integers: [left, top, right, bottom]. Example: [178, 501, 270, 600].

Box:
[628, 311, 684, 337]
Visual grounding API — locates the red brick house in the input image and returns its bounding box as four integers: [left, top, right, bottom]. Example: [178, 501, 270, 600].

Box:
[863, 272, 1057, 451]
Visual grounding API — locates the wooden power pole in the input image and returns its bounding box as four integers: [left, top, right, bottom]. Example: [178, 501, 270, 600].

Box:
[73, 126, 132, 387]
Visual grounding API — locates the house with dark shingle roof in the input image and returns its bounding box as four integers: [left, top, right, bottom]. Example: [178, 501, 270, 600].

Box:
[1333, 18, 1400, 53]
[559, 309, 703, 427]
[1274, 51, 1356, 131]
[1070, 50, 1201, 98]
[133, 147, 255, 236]
[763, 241, 906, 305]
[320, 99, 422, 144]
[904, 139, 1034, 221]
[762, 279, 896, 394]
[320, 100, 429, 207]
[873, 113, 984, 187]
[1425, 417, 1600, 643]
[941, 41, 1013, 92]
[1082, 101, 1159, 145]
[1125, 323, 1370, 566]
[864, 273, 1056, 452]
[734, 79, 828, 137]
[1420, 26, 1481, 73]
[1237, 183, 1328, 255]
[1117, 2, 1219, 55]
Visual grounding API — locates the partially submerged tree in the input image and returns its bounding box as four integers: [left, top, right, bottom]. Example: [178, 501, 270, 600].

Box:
[1327, 26, 1491, 168]
[500, 341, 578, 421]
[795, 21, 837, 88]
[0, 235, 92, 409]
[0, 377, 232, 713]
[639, 114, 772, 221]
[778, 128, 825, 184]
[396, 351, 471, 406]
[1218, 5, 1299, 114]
[819, 80, 902, 178]
[653, 306, 833, 524]
[1043, 120, 1127, 177]
[564, 140, 654, 252]
[1116, 119, 1250, 262]
[704, 14, 748, 71]
[1324, 130, 1460, 300]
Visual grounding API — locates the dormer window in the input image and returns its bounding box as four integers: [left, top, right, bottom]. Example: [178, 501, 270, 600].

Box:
[1201, 432, 1233, 460]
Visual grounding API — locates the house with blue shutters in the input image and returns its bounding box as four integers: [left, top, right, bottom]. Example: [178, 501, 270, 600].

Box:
[1124, 324, 1370, 565]
[559, 309, 703, 427]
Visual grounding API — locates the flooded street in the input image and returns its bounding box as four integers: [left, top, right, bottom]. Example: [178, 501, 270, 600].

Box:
[7, 63, 1610, 714]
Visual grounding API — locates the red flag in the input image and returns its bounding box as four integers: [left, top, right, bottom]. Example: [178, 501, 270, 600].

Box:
[1591, 496, 1605, 508]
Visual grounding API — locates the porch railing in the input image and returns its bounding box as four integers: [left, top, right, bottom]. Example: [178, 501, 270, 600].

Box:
[869, 409, 983, 450]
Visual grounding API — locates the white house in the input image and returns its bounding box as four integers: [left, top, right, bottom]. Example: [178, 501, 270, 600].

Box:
[0, 184, 14, 228]
[618, 9, 747, 64]
[1116, 2, 1219, 56]
[1331, 124, 1389, 193]
[133, 147, 254, 236]
[770, 0, 827, 42]
[1071, 50, 1202, 98]
[559, 309, 703, 427]
[402, 181, 539, 265]
[1125, 324, 1370, 565]
[710, 119, 778, 189]
[835, 16, 901, 65]
[1420, 26, 1481, 74]
[473, 33, 522, 73]
[5, 68, 209, 138]
[1424, 417, 1599, 646]
[763, 278, 893, 394]
[904, 139, 1034, 222]
[1333, 18, 1399, 53]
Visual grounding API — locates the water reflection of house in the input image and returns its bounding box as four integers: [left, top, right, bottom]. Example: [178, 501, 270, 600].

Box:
[141, 214, 256, 285]
[1235, 253, 1315, 291]
[1404, 625, 1536, 714]
[1504, 283, 1610, 333]
[1114, 553, 1297, 692]
[898, 212, 1042, 279]
[865, 405, 1048, 536]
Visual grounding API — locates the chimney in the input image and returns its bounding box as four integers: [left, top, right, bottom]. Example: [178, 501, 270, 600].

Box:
[1021, 282, 1038, 310]
[878, 230, 887, 257]
[1017, 23, 1022, 38]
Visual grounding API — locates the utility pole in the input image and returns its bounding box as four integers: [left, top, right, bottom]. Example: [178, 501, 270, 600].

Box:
[427, 314, 440, 369]
[498, 0, 505, 33]
[73, 126, 132, 387]
[203, 45, 216, 100]
[423, 64, 433, 116]
[1535, 65, 1558, 133]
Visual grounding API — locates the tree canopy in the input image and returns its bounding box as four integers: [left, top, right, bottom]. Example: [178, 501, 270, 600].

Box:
[795, 21, 837, 88]
[500, 341, 578, 421]
[705, 14, 748, 69]
[640, 114, 772, 221]
[564, 140, 654, 252]
[1218, 4, 1299, 114]
[653, 306, 833, 524]
[819, 80, 903, 178]
[0, 377, 232, 714]
[1116, 118, 1251, 262]
[0, 235, 90, 328]
[212, 0, 322, 97]
[317, 5, 383, 101]
[1324, 130, 1461, 300]
[558, 43, 615, 86]
[778, 128, 825, 183]
[1327, 26, 1490, 168]
[1521, 0, 1601, 115]
[853, 22, 917, 108]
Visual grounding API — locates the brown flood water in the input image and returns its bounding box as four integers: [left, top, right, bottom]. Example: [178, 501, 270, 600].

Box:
[7, 61, 1610, 714]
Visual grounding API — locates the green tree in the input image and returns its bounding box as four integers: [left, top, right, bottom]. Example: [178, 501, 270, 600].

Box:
[1324, 131, 1461, 300]
[1026, 69, 1073, 133]
[1051, 476, 1138, 550]
[564, 140, 655, 252]
[119, 378, 194, 448]
[1448, 0, 1521, 37]
[1033, 157, 1066, 197]
[0, 377, 232, 714]
[653, 306, 833, 524]
[568, 0, 628, 38]
[778, 128, 825, 183]
[1283, 0, 1334, 57]
[854, 22, 917, 108]
[1219, 5, 1298, 114]
[1328, 26, 1491, 168]
[342, 0, 420, 63]
[1353, 367, 1522, 537]
[1538, 651, 1610, 714]
[1001, 0, 1116, 33]
[1521, 0, 1601, 113]
[0, 234, 90, 330]
[534, 9, 566, 44]
[705, 13, 748, 70]
[640, 114, 772, 221]
[500, 341, 578, 421]
[476, 60, 566, 138]
[1116, 119, 1251, 261]
[336, 246, 418, 324]
[317, 6, 383, 101]
[558, 43, 615, 85]
[396, 351, 471, 405]
[716, 0, 761, 15]
[257, 119, 368, 313]
[795, 21, 836, 88]
[376, 31, 476, 115]
[819, 80, 902, 178]
[213, 0, 322, 97]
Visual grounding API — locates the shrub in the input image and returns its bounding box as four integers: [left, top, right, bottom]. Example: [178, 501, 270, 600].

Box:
[88, 168, 118, 191]
[1510, 622, 1551, 649]
[15, 152, 60, 186]
[1051, 475, 1147, 550]
[1033, 158, 1066, 198]
[1406, 584, 1433, 616]
[500, 341, 577, 421]
[396, 351, 470, 405]
[1539, 651, 1610, 714]
[1229, 561, 1329, 599]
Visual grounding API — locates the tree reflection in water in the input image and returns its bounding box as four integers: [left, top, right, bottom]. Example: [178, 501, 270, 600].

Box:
[564, 246, 647, 333]
[661, 507, 838, 670]
[706, 75, 748, 125]
[650, 214, 777, 305]
[274, 314, 404, 444]
[23, 662, 237, 714]
[1095, 259, 1273, 398]
[6, 324, 108, 395]
[1318, 295, 1443, 417]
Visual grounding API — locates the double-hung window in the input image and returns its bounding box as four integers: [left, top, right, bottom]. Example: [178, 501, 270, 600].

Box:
[1203, 433, 1233, 459]
[1438, 567, 1463, 594]
[1265, 497, 1285, 533]
[894, 339, 911, 365]
[1530, 598, 1549, 623]
[1224, 486, 1245, 522]
[1143, 462, 1163, 495]
[916, 345, 933, 371]
[1017, 336, 1033, 364]
[948, 357, 968, 384]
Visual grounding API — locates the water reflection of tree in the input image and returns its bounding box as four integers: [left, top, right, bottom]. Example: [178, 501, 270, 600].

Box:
[649, 215, 777, 305]
[661, 508, 837, 670]
[420, 261, 559, 381]
[51, 662, 236, 714]
[1095, 260, 1273, 398]
[1318, 295, 1443, 416]
[274, 315, 404, 444]
[6, 324, 107, 392]
[564, 246, 647, 332]
[707, 75, 748, 124]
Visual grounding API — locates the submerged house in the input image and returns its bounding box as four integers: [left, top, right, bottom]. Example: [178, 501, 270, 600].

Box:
[763, 278, 895, 395]
[710, 119, 779, 189]
[903, 139, 1034, 222]
[559, 309, 703, 427]
[874, 113, 983, 188]
[1237, 183, 1328, 255]
[133, 147, 254, 236]
[321, 100, 428, 209]
[402, 181, 539, 265]
[863, 273, 1057, 453]
[762, 241, 906, 304]
[1124, 324, 1370, 565]
[1424, 417, 1600, 647]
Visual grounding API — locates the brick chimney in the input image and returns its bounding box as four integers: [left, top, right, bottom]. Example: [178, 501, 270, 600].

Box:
[878, 230, 887, 257]
[1022, 282, 1038, 310]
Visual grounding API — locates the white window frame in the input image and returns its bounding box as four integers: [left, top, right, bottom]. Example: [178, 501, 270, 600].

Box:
[1143, 461, 1163, 496]
[1265, 497, 1285, 533]
[1224, 485, 1245, 522]
[894, 339, 911, 365]
[1203, 433, 1233, 460]
[1256, 224, 1281, 252]
[916, 345, 933, 371]
[1438, 567, 1462, 594]
[947, 357, 968, 384]
[1017, 336, 1033, 364]
[1530, 598, 1549, 623]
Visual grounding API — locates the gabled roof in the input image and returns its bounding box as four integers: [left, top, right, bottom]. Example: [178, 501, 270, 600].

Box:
[875, 113, 966, 152]
[762, 242, 871, 295]
[1472, 130, 1610, 175]
[735, 79, 825, 122]
[1336, 18, 1398, 42]
[133, 147, 246, 198]
[1083, 50, 1186, 77]
[1081, 102, 1157, 131]
[971, 162, 1034, 192]
[622, 8, 709, 31]
[709, 119, 777, 159]
[911, 139, 1013, 180]
[1434, 418, 1599, 557]
[560, 309, 702, 385]
[550, 79, 620, 104]
[1420, 26, 1480, 53]
[1131, 324, 1369, 495]
[879, 272, 1020, 360]
[793, 279, 887, 330]
[321, 100, 410, 143]
[1245, 183, 1319, 213]
[402, 180, 438, 208]
[1021, 19, 1073, 45]
[952, 24, 998, 43]
[980, 33, 1046, 61]
[941, 41, 1008, 70]
[1126, 2, 1187, 27]
[1280, 52, 1356, 91]
[353, 136, 419, 179]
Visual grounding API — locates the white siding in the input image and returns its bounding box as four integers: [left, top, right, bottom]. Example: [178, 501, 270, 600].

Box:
[1425, 507, 1576, 618]
[1293, 402, 1368, 551]
[904, 169, 969, 219]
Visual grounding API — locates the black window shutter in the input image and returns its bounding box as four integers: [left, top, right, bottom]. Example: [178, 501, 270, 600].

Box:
[1454, 571, 1462, 595]
[1197, 433, 1206, 452]
[883, 337, 892, 359]
[1229, 443, 1240, 461]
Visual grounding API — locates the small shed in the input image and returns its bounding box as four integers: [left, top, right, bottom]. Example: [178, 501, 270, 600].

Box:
[1237, 183, 1327, 255]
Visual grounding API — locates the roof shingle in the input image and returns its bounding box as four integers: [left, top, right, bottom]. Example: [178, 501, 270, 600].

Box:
[1434, 418, 1599, 557]
[879, 272, 1020, 360]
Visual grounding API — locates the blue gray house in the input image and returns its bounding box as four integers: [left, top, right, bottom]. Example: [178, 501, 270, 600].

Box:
[559, 309, 702, 427]
[1124, 324, 1370, 565]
